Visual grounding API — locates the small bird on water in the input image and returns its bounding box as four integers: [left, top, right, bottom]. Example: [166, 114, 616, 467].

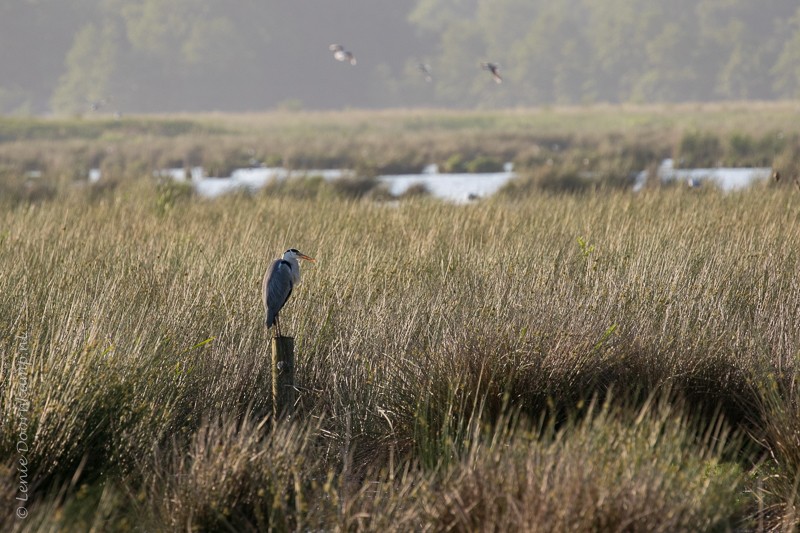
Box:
[263, 248, 316, 338]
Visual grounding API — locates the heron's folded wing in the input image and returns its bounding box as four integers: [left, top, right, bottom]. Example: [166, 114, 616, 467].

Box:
[265, 259, 293, 317]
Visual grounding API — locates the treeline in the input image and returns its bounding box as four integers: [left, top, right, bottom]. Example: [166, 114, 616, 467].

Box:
[2, 0, 800, 114]
[414, 0, 800, 107]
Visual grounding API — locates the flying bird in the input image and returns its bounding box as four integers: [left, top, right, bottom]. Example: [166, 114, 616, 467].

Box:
[481, 62, 502, 83]
[418, 63, 433, 82]
[329, 44, 357, 65]
[263, 248, 316, 338]
[87, 97, 109, 112]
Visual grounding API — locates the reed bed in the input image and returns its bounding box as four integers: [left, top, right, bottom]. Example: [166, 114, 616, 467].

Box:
[1, 103, 798, 192]
[0, 176, 799, 530]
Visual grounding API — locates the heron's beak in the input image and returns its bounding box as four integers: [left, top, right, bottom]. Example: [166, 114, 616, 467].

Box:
[298, 253, 316, 263]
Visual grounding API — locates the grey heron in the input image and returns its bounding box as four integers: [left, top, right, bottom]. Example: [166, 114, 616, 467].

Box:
[329, 44, 357, 65]
[481, 62, 502, 84]
[263, 248, 316, 337]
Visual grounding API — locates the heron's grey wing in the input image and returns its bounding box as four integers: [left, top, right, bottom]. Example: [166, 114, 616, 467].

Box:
[264, 259, 293, 327]
[263, 260, 281, 315]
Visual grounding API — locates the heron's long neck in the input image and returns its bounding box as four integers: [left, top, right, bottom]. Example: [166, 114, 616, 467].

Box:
[286, 257, 302, 285]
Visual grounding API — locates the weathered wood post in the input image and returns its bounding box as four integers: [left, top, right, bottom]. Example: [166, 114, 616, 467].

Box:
[272, 336, 295, 419]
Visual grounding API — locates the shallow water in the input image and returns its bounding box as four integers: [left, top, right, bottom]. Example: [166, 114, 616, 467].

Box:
[633, 159, 771, 192]
[162, 164, 517, 202]
[158, 167, 352, 198]
[155, 158, 771, 201]
[377, 170, 515, 203]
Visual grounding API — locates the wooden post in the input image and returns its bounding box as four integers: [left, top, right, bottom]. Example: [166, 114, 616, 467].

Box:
[272, 336, 295, 419]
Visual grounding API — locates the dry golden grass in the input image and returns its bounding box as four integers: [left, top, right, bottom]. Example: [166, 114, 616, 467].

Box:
[0, 177, 799, 530]
[1, 106, 800, 530]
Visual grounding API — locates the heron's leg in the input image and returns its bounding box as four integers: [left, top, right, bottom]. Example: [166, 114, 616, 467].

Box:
[275, 315, 281, 338]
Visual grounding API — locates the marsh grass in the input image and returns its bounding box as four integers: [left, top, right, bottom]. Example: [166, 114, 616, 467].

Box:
[1, 176, 799, 530]
[2, 105, 800, 530]
[2, 104, 799, 201]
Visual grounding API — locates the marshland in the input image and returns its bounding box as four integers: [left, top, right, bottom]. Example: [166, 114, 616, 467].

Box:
[2, 104, 800, 531]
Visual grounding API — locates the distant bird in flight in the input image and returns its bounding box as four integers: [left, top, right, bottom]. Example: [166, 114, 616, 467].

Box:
[481, 62, 502, 84]
[87, 97, 109, 112]
[418, 63, 433, 82]
[263, 248, 316, 338]
[329, 44, 357, 65]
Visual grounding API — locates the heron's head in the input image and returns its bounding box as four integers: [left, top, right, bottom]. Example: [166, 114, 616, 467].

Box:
[283, 248, 316, 264]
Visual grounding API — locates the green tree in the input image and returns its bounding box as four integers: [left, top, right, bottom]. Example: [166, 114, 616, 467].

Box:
[697, 0, 797, 99]
[631, 15, 704, 102]
[0, 0, 94, 113]
[476, 0, 546, 106]
[509, 0, 590, 105]
[7, 0, 800, 113]
[118, 0, 262, 111]
[434, 20, 486, 106]
[408, 0, 479, 34]
[583, 0, 663, 102]
[51, 22, 118, 114]
[772, 7, 800, 98]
